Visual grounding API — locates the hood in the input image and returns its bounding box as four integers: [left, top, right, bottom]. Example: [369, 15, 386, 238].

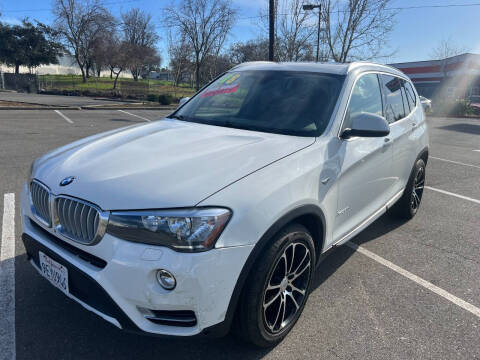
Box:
[33, 119, 315, 210]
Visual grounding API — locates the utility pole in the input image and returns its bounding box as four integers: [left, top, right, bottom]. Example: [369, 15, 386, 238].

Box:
[302, 4, 322, 62]
[269, 0, 275, 61]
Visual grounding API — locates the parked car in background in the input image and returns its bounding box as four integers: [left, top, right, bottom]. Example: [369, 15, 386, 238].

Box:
[22, 61, 429, 348]
[420, 95, 432, 112]
[468, 95, 480, 114]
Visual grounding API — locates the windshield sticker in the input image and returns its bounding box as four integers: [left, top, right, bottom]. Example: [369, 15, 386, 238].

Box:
[225, 73, 241, 84]
[201, 84, 239, 98]
[218, 73, 241, 85]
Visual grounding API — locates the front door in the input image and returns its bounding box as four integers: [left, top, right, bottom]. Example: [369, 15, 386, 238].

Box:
[333, 73, 394, 242]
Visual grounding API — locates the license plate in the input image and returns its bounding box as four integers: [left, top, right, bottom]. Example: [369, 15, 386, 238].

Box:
[39, 251, 69, 295]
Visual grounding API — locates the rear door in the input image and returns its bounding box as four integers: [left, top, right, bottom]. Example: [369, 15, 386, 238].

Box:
[380, 75, 419, 194]
[333, 73, 394, 242]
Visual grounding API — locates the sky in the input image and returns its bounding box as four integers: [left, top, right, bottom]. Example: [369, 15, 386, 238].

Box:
[1, 0, 480, 65]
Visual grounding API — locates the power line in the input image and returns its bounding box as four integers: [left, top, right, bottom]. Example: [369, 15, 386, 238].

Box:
[0, 0, 143, 14]
[236, 2, 480, 21]
[2, 1, 480, 17]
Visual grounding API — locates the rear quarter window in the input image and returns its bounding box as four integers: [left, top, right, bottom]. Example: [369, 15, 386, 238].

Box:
[380, 75, 406, 123]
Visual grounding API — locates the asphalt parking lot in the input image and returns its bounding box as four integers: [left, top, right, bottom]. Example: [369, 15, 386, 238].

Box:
[0, 109, 479, 360]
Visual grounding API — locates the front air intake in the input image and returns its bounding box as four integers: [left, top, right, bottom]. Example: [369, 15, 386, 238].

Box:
[144, 310, 197, 327]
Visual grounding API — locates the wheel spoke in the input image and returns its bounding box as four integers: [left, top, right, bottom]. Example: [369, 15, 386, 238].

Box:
[287, 292, 300, 310]
[272, 296, 285, 330]
[290, 260, 311, 281]
[279, 253, 288, 277]
[412, 191, 420, 208]
[291, 249, 308, 276]
[267, 283, 281, 291]
[277, 296, 286, 330]
[287, 243, 296, 274]
[263, 289, 282, 309]
[289, 283, 305, 295]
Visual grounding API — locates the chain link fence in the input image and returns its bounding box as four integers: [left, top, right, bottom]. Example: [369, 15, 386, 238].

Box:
[0, 72, 38, 93]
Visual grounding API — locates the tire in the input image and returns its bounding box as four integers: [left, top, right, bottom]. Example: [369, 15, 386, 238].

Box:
[233, 223, 316, 348]
[390, 158, 426, 219]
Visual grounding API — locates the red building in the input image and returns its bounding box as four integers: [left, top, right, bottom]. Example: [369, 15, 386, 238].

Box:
[390, 53, 480, 102]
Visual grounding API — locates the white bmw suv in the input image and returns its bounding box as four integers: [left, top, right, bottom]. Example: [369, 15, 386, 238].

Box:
[21, 62, 428, 347]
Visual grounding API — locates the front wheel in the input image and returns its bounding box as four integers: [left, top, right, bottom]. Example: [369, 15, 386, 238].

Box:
[233, 223, 315, 347]
[390, 158, 426, 219]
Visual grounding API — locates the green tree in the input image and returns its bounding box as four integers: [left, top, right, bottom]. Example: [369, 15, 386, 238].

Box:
[0, 20, 63, 74]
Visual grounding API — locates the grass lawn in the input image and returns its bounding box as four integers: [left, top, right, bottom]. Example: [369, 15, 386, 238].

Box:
[38, 74, 196, 99]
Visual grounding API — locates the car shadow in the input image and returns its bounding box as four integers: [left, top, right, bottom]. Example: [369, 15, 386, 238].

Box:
[438, 123, 480, 135]
[310, 213, 408, 291]
[13, 254, 272, 360]
[14, 213, 407, 360]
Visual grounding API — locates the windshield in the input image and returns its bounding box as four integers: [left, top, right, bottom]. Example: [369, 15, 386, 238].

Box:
[172, 70, 345, 137]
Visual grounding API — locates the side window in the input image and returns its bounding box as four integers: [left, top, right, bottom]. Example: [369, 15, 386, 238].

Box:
[380, 75, 406, 123]
[400, 80, 411, 114]
[344, 73, 383, 129]
[404, 81, 417, 108]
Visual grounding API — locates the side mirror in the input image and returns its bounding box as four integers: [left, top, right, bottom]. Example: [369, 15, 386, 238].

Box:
[178, 97, 190, 108]
[341, 113, 390, 139]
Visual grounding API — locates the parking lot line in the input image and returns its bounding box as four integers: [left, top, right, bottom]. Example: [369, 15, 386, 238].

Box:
[430, 156, 480, 169]
[0, 193, 16, 360]
[347, 242, 480, 318]
[118, 110, 151, 122]
[54, 110, 73, 124]
[425, 186, 480, 205]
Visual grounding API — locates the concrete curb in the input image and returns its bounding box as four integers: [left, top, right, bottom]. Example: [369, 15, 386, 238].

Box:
[0, 106, 81, 110]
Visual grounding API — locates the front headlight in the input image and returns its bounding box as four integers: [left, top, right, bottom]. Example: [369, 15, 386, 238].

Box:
[106, 208, 231, 252]
[29, 159, 37, 180]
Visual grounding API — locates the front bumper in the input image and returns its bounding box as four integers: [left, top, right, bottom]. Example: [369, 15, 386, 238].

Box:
[21, 184, 254, 336]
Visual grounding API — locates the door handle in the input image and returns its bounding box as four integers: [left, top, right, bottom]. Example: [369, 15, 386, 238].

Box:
[384, 137, 391, 143]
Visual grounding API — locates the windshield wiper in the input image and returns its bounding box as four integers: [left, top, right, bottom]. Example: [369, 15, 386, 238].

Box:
[168, 114, 184, 120]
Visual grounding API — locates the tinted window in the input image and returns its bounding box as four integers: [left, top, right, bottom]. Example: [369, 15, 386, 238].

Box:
[381, 75, 406, 123]
[344, 73, 383, 129]
[174, 70, 345, 137]
[400, 81, 411, 114]
[404, 81, 417, 108]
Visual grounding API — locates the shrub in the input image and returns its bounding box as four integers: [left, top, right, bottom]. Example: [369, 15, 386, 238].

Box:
[433, 99, 476, 116]
[146, 93, 158, 102]
[158, 94, 173, 105]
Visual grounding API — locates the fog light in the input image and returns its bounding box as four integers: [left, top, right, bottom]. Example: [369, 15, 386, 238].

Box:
[156, 269, 176, 290]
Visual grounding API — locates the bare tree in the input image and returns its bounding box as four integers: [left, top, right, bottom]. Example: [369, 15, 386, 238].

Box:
[53, 0, 114, 82]
[168, 31, 194, 89]
[90, 31, 115, 77]
[108, 41, 130, 89]
[322, 0, 396, 62]
[258, 0, 316, 61]
[430, 37, 469, 60]
[229, 39, 269, 64]
[121, 8, 160, 80]
[121, 8, 158, 48]
[164, 0, 237, 90]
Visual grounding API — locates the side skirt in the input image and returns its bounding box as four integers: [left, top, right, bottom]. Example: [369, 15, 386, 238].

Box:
[327, 189, 404, 250]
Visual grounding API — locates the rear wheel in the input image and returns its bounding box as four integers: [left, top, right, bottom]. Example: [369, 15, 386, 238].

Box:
[390, 159, 426, 219]
[233, 223, 315, 347]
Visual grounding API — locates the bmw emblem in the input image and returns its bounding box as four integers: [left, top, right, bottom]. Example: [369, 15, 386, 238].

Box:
[59, 176, 75, 186]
